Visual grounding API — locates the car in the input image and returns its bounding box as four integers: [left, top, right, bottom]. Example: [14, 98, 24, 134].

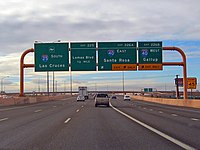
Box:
[95, 93, 110, 107]
[77, 95, 85, 101]
[111, 95, 117, 99]
[124, 95, 131, 101]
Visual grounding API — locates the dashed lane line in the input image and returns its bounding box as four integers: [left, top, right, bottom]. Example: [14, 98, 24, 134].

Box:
[171, 114, 178, 117]
[34, 109, 42, 113]
[110, 103, 196, 150]
[76, 109, 80, 113]
[158, 111, 163, 114]
[64, 118, 71, 124]
[0, 118, 8, 122]
[191, 118, 199, 121]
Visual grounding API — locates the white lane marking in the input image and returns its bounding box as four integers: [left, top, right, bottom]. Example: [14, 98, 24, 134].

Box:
[158, 111, 163, 114]
[60, 97, 75, 101]
[53, 106, 57, 108]
[171, 114, 178, 117]
[150, 109, 153, 111]
[135, 101, 200, 114]
[34, 109, 42, 113]
[110, 103, 196, 150]
[143, 107, 146, 110]
[191, 118, 199, 121]
[64, 118, 71, 124]
[0, 118, 8, 122]
[81, 105, 84, 108]
[76, 109, 80, 112]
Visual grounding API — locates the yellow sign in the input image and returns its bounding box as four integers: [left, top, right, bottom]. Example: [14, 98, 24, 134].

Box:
[138, 64, 163, 70]
[112, 64, 137, 71]
[187, 78, 197, 89]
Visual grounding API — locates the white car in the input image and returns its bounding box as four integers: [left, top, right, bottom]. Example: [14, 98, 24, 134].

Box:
[77, 95, 85, 101]
[124, 95, 131, 101]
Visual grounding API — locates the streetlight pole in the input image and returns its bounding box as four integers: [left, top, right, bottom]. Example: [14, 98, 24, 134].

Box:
[70, 70, 72, 96]
[56, 80, 58, 92]
[47, 71, 49, 96]
[38, 78, 40, 93]
[53, 71, 55, 93]
[175, 75, 180, 99]
[122, 71, 125, 95]
[1, 76, 9, 93]
[64, 80, 66, 94]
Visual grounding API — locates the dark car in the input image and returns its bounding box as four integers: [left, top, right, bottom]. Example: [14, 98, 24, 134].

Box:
[111, 95, 117, 99]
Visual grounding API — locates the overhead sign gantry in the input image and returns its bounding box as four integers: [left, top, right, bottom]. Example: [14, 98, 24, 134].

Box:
[20, 41, 189, 99]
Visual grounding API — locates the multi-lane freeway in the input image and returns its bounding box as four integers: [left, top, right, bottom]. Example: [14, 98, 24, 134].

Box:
[0, 96, 200, 150]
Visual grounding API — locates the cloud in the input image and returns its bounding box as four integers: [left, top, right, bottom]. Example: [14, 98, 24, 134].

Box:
[0, 0, 200, 92]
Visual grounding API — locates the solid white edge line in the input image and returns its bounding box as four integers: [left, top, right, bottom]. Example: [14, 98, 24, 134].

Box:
[0, 118, 8, 122]
[64, 118, 71, 124]
[110, 103, 196, 150]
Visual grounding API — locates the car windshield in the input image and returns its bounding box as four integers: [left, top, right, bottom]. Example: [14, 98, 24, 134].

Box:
[97, 94, 108, 98]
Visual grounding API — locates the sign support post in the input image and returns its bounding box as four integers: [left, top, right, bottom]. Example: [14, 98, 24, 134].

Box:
[163, 47, 188, 99]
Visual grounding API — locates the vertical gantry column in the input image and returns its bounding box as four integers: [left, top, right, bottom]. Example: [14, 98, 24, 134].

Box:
[20, 48, 34, 96]
[163, 47, 188, 99]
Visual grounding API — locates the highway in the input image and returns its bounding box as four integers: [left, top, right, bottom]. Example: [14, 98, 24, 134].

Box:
[0, 96, 199, 150]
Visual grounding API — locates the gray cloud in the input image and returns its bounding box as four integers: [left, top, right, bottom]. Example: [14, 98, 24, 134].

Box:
[0, 0, 200, 92]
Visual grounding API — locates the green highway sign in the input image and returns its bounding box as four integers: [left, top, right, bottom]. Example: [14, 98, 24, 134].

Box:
[71, 42, 96, 71]
[138, 41, 162, 70]
[34, 43, 69, 72]
[98, 42, 137, 71]
[144, 88, 153, 92]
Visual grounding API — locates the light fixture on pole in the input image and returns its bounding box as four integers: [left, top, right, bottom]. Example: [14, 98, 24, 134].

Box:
[1, 76, 9, 93]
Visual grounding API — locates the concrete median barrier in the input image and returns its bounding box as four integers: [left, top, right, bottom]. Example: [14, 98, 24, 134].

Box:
[0, 95, 72, 106]
[131, 96, 200, 109]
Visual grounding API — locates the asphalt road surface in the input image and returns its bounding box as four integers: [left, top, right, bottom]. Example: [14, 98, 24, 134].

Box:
[0, 96, 199, 150]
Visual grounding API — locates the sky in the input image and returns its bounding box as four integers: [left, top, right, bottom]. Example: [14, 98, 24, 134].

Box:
[0, 0, 200, 93]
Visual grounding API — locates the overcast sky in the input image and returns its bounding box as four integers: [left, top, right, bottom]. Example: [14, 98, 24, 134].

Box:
[0, 0, 200, 93]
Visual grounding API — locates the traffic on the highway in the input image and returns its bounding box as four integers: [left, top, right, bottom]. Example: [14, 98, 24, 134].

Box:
[0, 94, 199, 150]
